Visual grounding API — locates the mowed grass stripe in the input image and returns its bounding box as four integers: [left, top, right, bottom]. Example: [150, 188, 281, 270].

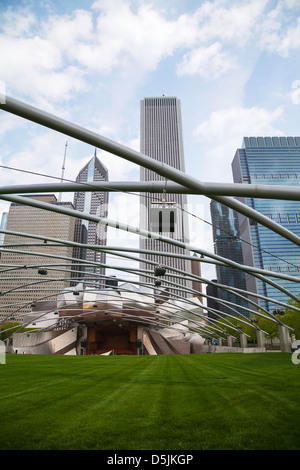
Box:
[0, 354, 299, 450]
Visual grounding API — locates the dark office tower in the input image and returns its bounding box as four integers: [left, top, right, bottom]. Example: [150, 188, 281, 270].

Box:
[232, 136, 300, 312]
[191, 253, 203, 301]
[72, 151, 108, 287]
[210, 200, 248, 317]
[206, 281, 220, 319]
[139, 96, 193, 298]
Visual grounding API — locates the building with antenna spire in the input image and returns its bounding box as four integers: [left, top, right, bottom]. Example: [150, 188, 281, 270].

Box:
[58, 141, 68, 203]
[72, 150, 109, 287]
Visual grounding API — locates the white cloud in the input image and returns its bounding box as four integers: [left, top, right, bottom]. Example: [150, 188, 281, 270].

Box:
[177, 42, 237, 78]
[259, 2, 300, 56]
[0, 34, 87, 102]
[1, 130, 73, 188]
[194, 105, 284, 182]
[276, 18, 300, 56]
[44, 9, 93, 53]
[0, 113, 27, 140]
[290, 80, 300, 104]
[1, 0, 299, 110]
[1, 8, 36, 36]
[193, 0, 268, 45]
[195, 106, 284, 142]
[71, 1, 199, 74]
[81, 0, 268, 75]
[0, 8, 89, 105]
[0, 0, 269, 103]
[93, 150, 138, 182]
[99, 135, 140, 182]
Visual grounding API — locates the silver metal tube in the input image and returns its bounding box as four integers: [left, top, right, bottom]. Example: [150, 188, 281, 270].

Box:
[2, 223, 300, 323]
[1, 194, 300, 287]
[1, 96, 300, 247]
[4, 229, 300, 312]
[2, 180, 300, 200]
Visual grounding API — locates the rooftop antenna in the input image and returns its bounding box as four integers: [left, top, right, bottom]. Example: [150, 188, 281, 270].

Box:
[58, 141, 68, 202]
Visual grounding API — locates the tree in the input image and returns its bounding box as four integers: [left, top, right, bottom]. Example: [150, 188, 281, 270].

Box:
[252, 313, 279, 342]
[224, 313, 280, 345]
[223, 315, 256, 343]
[0, 322, 21, 341]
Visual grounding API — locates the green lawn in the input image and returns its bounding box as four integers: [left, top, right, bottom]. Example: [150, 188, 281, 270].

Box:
[0, 353, 299, 450]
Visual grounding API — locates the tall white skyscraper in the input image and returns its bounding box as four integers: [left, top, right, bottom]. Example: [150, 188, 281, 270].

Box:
[139, 96, 192, 298]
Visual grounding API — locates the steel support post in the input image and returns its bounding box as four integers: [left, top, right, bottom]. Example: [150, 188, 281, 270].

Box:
[256, 330, 266, 348]
[278, 325, 292, 352]
[240, 332, 248, 349]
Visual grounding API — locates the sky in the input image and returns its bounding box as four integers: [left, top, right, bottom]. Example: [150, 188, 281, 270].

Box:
[0, 0, 300, 287]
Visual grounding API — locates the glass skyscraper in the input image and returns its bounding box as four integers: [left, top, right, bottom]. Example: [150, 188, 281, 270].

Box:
[139, 96, 193, 298]
[210, 200, 248, 316]
[232, 136, 300, 312]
